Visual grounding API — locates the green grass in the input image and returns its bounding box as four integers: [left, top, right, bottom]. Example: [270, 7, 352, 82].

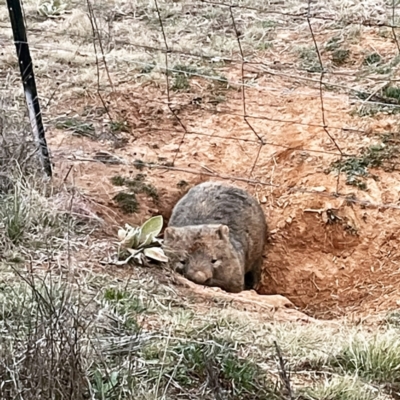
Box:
[111, 174, 159, 214]
[300, 376, 377, 400]
[331, 142, 399, 190]
[0, 170, 397, 399]
[55, 117, 96, 138]
[3, 1, 400, 399]
[363, 52, 382, 66]
[332, 333, 400, 386]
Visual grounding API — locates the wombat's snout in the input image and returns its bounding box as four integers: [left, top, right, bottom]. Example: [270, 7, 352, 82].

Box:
[188, 270, 212, 284]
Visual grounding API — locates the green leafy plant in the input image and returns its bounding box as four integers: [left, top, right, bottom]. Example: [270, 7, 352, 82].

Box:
[37, 0, 68, 17]
[117, 215, 168, 264]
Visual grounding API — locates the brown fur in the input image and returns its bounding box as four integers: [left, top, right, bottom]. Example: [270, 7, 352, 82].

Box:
[163, 181, 267, 293]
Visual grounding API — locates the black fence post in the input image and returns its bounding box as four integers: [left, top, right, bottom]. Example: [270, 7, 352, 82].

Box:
[6, 0, 52, 177]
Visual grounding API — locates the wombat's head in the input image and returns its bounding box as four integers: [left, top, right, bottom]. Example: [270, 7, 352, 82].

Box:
[163, 224, 236, 285]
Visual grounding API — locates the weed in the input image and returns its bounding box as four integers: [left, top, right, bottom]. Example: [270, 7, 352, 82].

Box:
[300, 375, 376, 400]
[332, 333, 400, 392]
[172, 74, 190, 91]
[143, 339, 283, 399]
[383, 86, 400, 102]
[170, 64, 200, 91]
[140, 62, 156, 74]
[104, 288, 148, 315]
[258, 41, 274, 50]
[109, 120, 129, 133]
[110, 175, 125, 186]
[55, 118, 96, 138]
[111, 174, 159, 201]
[261, 20, 276, 29]
[385, 310, 400, 328]
[325, 36, 341, 51]
[331, 142, 399, 190]
[91, 370, 120, 400]
[296, 46, 322, 73]
[134, 159, 146, 170]
[111, 174, 158, 214]
[113, 192, 139, 214]
[331, 49, 350, 65]
[363, 52, 382, 66]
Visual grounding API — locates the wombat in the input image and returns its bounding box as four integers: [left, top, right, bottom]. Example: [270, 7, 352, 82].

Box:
[163, 181, 267, 293]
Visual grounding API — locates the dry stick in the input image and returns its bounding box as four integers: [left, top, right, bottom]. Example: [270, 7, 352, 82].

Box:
[86, 0, 114, 123]
[153, 0, 188, 167]
[274, 341, 294, 400]
[7, 0, 52, 177]
[229, 6, 264, 179]
[306, 0, 343, 194]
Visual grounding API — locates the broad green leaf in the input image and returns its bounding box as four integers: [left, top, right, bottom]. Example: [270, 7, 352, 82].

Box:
[143, 247, 168, 262]
[139, 216, 163, 244]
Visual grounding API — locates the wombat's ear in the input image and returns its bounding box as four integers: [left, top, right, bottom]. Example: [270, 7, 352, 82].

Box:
[217, 224, 229, 240]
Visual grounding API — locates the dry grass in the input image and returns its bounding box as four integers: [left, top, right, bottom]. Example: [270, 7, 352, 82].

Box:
[0, 157, 398, 398]
[3, 0, 400, 398]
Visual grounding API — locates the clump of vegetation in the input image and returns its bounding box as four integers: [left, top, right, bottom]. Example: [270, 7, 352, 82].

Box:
[109, 119, 129, 133]
[331, 49, 350, 65]
[117, 215, 168, 264]
[385, 310, 400, 328]
[140, 61, 156, 74]
[111, 174, 159, 214]
[300, 375, 376, 400]
[331, 142, 399, 190]
[170, 64, 200, 91]
[324, 37, 350, 66]
[113, 192, 139, 213]
[37, 0, 68, 17]
[134, 159, 146, 170]
[55, 117, 96, 138]
[383, 86, 400, 102]
[331, 333, 400, 394]
[143, 340, 283, 399]
[363, 52, 382, 66]
[325, 36, 341, 51]
[296, 46, 323, 73]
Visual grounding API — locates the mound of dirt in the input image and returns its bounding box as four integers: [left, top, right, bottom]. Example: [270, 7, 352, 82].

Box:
[50, 77, 400, 319]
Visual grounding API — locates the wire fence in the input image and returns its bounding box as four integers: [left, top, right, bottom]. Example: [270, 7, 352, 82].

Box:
[2, 0, 400, 210]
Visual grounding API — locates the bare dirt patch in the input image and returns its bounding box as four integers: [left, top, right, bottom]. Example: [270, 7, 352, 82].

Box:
[48, 71, 400, 319]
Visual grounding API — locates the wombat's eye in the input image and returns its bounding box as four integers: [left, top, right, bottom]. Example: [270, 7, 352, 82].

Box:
[211, 259, 218, 264]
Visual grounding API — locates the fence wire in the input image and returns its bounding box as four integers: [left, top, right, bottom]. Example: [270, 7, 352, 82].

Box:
[2, 0, 400, 210]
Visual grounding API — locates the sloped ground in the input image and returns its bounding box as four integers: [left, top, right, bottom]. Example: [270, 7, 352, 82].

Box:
[3, 0, 400, 397]
[1, 0, 399, 318]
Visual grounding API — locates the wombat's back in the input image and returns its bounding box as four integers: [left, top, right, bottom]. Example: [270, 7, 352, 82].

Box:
[168, 181, 267, 269]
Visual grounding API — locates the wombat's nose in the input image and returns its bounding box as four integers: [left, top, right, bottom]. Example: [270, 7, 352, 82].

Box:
[191, 271, 209, 284]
